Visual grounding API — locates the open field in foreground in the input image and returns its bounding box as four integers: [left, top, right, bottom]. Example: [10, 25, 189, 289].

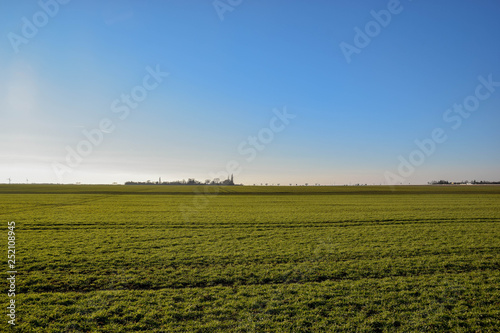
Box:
[1, 185, 499, 332]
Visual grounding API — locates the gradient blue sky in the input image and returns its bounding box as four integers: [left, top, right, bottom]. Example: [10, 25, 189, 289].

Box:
[1, 0, 499, 185]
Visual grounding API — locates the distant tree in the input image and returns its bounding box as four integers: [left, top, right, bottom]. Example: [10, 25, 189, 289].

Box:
[429, 180, 450, 185]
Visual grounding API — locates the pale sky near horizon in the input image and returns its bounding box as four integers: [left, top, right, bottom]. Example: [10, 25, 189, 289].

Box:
[1, 0, 499, 185]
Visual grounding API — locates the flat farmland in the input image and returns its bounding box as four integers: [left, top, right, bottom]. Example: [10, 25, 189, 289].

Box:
[1, 185, 499, 332]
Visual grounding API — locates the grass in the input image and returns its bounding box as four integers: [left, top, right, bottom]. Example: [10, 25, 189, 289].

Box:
[1, 185, 499, 332]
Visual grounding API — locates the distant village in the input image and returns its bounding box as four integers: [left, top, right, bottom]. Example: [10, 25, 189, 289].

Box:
[428, 180, 500, 185]
[125, 174, 236, 186]
[123, 177, 500, 186]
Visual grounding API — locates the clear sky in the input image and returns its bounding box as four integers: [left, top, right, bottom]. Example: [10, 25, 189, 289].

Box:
[1, 0, 499, 185]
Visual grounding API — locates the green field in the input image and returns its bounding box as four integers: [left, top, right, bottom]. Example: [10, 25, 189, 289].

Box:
[1, 185, 499, 332]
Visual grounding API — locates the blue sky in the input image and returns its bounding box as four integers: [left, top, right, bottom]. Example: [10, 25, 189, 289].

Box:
[1, 0, 499, 185]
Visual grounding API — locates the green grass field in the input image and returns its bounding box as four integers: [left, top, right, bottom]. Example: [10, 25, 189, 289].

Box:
[1, 185, 499, 332]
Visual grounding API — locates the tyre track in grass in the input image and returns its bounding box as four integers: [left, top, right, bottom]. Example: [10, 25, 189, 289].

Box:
[19, 264, 500, 293]
[20, 217, 500, 230]
[0, 187, 156, 217]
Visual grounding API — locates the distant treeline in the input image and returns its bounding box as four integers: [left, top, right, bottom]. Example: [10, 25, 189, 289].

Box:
[125, 176, 235, 186]
[429, 180, 500, 185]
